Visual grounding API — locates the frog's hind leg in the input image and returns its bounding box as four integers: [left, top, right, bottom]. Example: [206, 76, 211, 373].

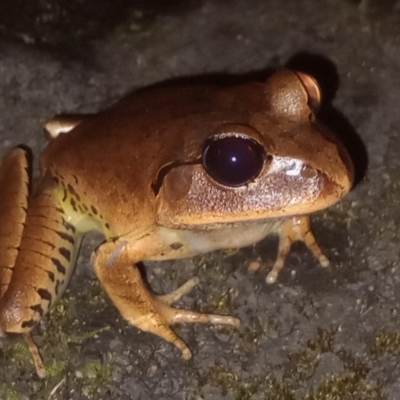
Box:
[0, 148, 29, 298]
[0, 150, 82, 377]
[92, 245, 240, 360]
[0, 148, 47, 376]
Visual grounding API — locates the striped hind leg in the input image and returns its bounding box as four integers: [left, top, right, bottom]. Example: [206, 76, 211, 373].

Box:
[0, 149, 82, 377]
[0, 147, 29, 298]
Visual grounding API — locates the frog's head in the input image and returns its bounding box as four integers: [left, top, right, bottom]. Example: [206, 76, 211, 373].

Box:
[154, 69, 353, 228]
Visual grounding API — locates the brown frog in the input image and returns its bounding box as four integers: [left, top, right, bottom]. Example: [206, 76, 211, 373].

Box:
[0, 69, 353, 377]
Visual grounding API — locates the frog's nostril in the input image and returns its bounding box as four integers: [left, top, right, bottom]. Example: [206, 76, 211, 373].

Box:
[202, 136, 265, 187]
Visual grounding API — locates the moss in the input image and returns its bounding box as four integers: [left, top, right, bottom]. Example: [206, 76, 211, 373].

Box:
[283, 328, 386, 399]
[264, 378, 295, 400]
[0, 338, 37, 375]
[287, 327, 337, 380]
[223, 248, 241, 257]
[0, 384, 22, 400]
[68, 325, 110, 345]
[307, 374, 385, 400]
[77, 359, 112, 398]
[37, 298, 72, 368]
[239, 324, 264, 344]
[208, 287, 238, 314]
[200, 362, 260, 400]
[200, 325, 385, 400]
[8, 341, 33, 364]
[370, 329, 400, 356]
[30, 282, 110, 380]
[288, 349, 319, 380]
[81, 360, 112, 380]
[238, 319, 277, 354]
[199, 363, 298, 400]
[340, 352, 370, 379]
[46, 298, 74, 338]
[307, 328, 335, 353]
[45, 359, 67, 377]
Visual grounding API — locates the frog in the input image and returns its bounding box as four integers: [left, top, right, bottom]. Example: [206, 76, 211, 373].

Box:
[0, 69, 353, 377]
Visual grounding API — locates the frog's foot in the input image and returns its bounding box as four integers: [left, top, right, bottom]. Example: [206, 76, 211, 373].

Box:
[92, 253, 240, 360]
[23, 333, 46, 379]
[266, 216, 329, 284]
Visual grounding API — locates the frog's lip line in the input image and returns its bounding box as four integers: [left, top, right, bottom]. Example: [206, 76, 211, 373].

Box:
[159, 192, 349, 228]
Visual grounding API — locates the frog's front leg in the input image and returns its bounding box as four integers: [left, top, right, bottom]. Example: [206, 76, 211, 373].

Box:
[92, 236, 240, 360]
[266, 216, 329, 284]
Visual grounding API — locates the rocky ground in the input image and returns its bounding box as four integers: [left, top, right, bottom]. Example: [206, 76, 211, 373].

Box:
[1, 0, 400, 399]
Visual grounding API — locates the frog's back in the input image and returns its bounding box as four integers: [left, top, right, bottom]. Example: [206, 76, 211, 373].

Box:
[40, 84, 264, 235]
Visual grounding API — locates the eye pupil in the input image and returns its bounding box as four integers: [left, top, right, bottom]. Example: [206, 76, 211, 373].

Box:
[202, 136, 265, 187]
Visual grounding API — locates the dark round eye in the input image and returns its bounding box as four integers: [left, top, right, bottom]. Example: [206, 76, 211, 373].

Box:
[202, 136, 265, 187]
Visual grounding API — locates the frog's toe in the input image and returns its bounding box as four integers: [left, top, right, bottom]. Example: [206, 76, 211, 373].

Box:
[129, 308, 194, 360]
[157, 276, 200, 305]
[23, 333, 46, 379]
[148, 284, 240, 359]
[153, 292, 240, 327]
[266, 215, 329, 284]
[152, 276, 240, 328]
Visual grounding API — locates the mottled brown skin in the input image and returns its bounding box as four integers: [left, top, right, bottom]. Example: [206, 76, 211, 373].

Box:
[41, 70, 351, 233]
[0, 69, 353, 377]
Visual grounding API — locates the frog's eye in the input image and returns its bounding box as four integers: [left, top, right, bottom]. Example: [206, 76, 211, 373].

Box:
[202, 136, 265, 187]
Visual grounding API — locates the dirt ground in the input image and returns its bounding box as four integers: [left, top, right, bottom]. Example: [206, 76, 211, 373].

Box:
[1, 0, 400, 399]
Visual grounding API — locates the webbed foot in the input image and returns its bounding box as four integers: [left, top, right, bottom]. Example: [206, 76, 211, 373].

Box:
[93, 246, 239, 360]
